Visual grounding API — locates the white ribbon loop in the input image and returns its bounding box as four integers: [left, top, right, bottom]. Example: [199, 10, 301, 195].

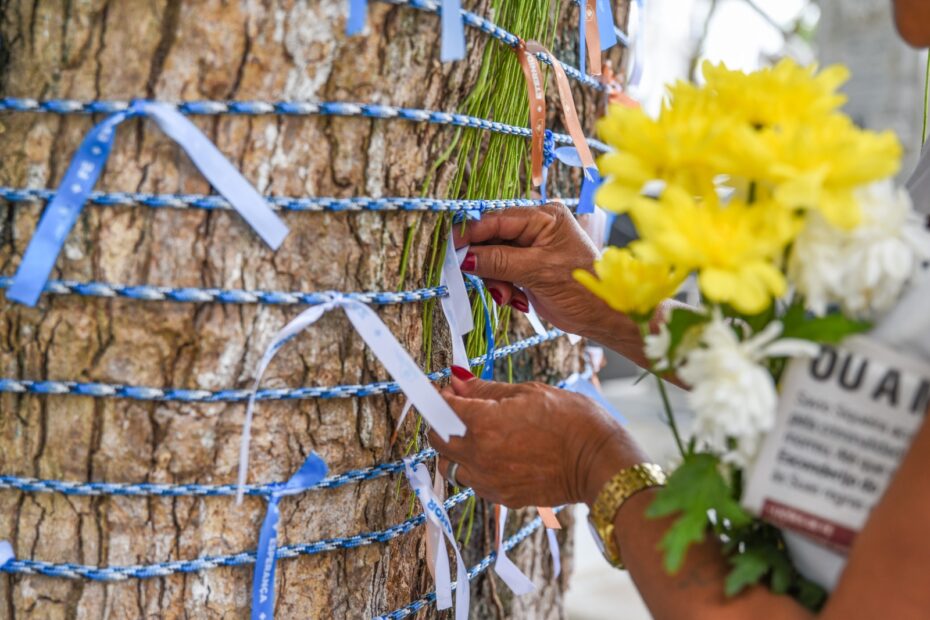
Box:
[237, 297, 466, 503]
[494, 506, 536, 595]
[405, 460, 470, 619]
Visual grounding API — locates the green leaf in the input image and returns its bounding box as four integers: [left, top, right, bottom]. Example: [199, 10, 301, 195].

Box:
[664, 307, 709, 362]
[780, 304, 871, 345]
[646, 453, 749, 573]
[725, 549, 770, 596]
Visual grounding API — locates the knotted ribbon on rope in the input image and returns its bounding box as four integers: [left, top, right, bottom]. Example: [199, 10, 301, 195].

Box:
[6, 100, 288, 307]
[405, 459, 469, 619]
[251, 452, 328, 620]
[464, 274, 496, 380]
[236, 294, 467, 504]
[346, 0, 464, 61]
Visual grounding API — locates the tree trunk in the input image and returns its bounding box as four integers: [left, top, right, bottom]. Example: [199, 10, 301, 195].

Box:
[0, 1, 627, 617]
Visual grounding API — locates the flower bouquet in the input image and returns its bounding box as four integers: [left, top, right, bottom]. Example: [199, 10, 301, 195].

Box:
[576, 59, 930, 607]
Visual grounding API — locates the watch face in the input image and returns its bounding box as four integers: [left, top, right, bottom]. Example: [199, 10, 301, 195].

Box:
[587, 517, 609, 559]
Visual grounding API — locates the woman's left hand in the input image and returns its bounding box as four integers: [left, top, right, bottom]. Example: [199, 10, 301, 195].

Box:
[429, 369, 648, 508]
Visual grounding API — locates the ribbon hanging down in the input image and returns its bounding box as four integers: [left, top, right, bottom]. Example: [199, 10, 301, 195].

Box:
[345, 0, 367, 34]
[514, 40, 547, 188]
[237, 295, 467, 503]
[405, 460, 470, 620]
[440, 0, 466, 62]
[440, 236, 475, 370]
[0, 540, 13, 569]
[524, 41, 601, 214]
[251, 452, 329, 620]
[494, 505, 536, 595]
[6, 100, 288, 307]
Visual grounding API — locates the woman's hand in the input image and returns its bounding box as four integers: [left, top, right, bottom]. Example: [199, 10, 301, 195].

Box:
[428, 368, 648, 508]
[455, 203, 649, 364]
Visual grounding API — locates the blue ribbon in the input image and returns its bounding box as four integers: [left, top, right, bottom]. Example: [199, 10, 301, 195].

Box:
[550, 146, 602, 214]
[596, 0, 618, 50]
[466, 275, 496, 380]
[346, 0, 367, 35]
[563, 375, 625, 423]
[7, 104, 140, 306]
[252, 452, 328, 620]
[441, 0, 466, 62]
[7, 100, 289, 307]
[578, 166, 603, 215]
[0, 540, 13, 568]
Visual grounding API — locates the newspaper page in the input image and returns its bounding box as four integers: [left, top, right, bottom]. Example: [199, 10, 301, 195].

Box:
[742, 336, 930, 552]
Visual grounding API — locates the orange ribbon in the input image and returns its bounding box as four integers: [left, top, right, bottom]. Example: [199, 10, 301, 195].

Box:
[515, 40, 548, 188]
[584, 0, 602, 76]
[525, 40, 596, 172]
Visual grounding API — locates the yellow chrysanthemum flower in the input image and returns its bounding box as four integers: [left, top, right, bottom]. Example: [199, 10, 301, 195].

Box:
[671, 59, 850, 129]
[628, 187, 802, 315]
[574, 248, 684, 318]
[761, 115, 902, 229]
[596, 98, 732, 212]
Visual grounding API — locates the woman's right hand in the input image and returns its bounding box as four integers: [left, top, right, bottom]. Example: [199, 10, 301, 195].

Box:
[455, 203, 648, 363]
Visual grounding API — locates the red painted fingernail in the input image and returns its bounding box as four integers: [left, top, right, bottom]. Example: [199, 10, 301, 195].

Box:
[489, 287, 503, 305]
[461, 252, 477, 272]
[511, 299, 529, 313]
[451, 365, 476, 380]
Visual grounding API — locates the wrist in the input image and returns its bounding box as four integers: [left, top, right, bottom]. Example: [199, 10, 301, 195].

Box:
[576, 424, 648, 507]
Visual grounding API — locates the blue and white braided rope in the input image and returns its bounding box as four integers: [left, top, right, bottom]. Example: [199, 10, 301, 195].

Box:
[0, 489, 473, 581]
[378, 0, 608, 91]
[374, 508, 563, 619]
[0, 276, 451, 306]
[0, 99, 610, 154]
[0, 368, 590, 499]
[0, 189, 578, 214]
[0, 449, 436, 498]
[0, 330, 563, 402]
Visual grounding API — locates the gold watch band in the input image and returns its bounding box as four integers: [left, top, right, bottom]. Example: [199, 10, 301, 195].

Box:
[589, 463, 666, 569]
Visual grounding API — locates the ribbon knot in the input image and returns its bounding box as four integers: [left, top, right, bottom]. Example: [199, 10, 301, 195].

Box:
[250, 452, 328, 620]
[236, 296, 466, 503]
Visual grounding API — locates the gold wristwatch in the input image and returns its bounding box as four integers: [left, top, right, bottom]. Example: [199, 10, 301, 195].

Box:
[587, 463, 666, 569]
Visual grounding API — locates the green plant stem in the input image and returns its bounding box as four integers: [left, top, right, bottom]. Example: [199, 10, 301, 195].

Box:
[655, 373, 687, 458]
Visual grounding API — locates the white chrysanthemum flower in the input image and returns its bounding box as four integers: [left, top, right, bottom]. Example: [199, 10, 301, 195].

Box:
[678, 313, 819, 466]
[644, 323, 671, 370]
[789, 180, 930, 319]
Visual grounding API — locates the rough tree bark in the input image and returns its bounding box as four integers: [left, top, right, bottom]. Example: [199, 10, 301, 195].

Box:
[0, 1, 626, 617]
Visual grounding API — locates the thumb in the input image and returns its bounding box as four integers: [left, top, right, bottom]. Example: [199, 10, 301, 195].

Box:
[463, 244, 541, 286]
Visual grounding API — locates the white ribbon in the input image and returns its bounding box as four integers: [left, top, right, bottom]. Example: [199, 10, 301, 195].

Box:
[405, 460, 469, 619]
[142, 103, 289, 249]
[236, 296, 467, 502]
[440, 236, 474, 369]
[494, 506, 536, 595]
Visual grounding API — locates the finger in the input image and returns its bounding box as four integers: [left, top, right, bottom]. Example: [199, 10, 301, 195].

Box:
[509, 288, 529, 313]
[452, 207, 558, 248]
[437, 456, 473, 488]
[462, 244, 544, 285]
[483, 278, 516, 306]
